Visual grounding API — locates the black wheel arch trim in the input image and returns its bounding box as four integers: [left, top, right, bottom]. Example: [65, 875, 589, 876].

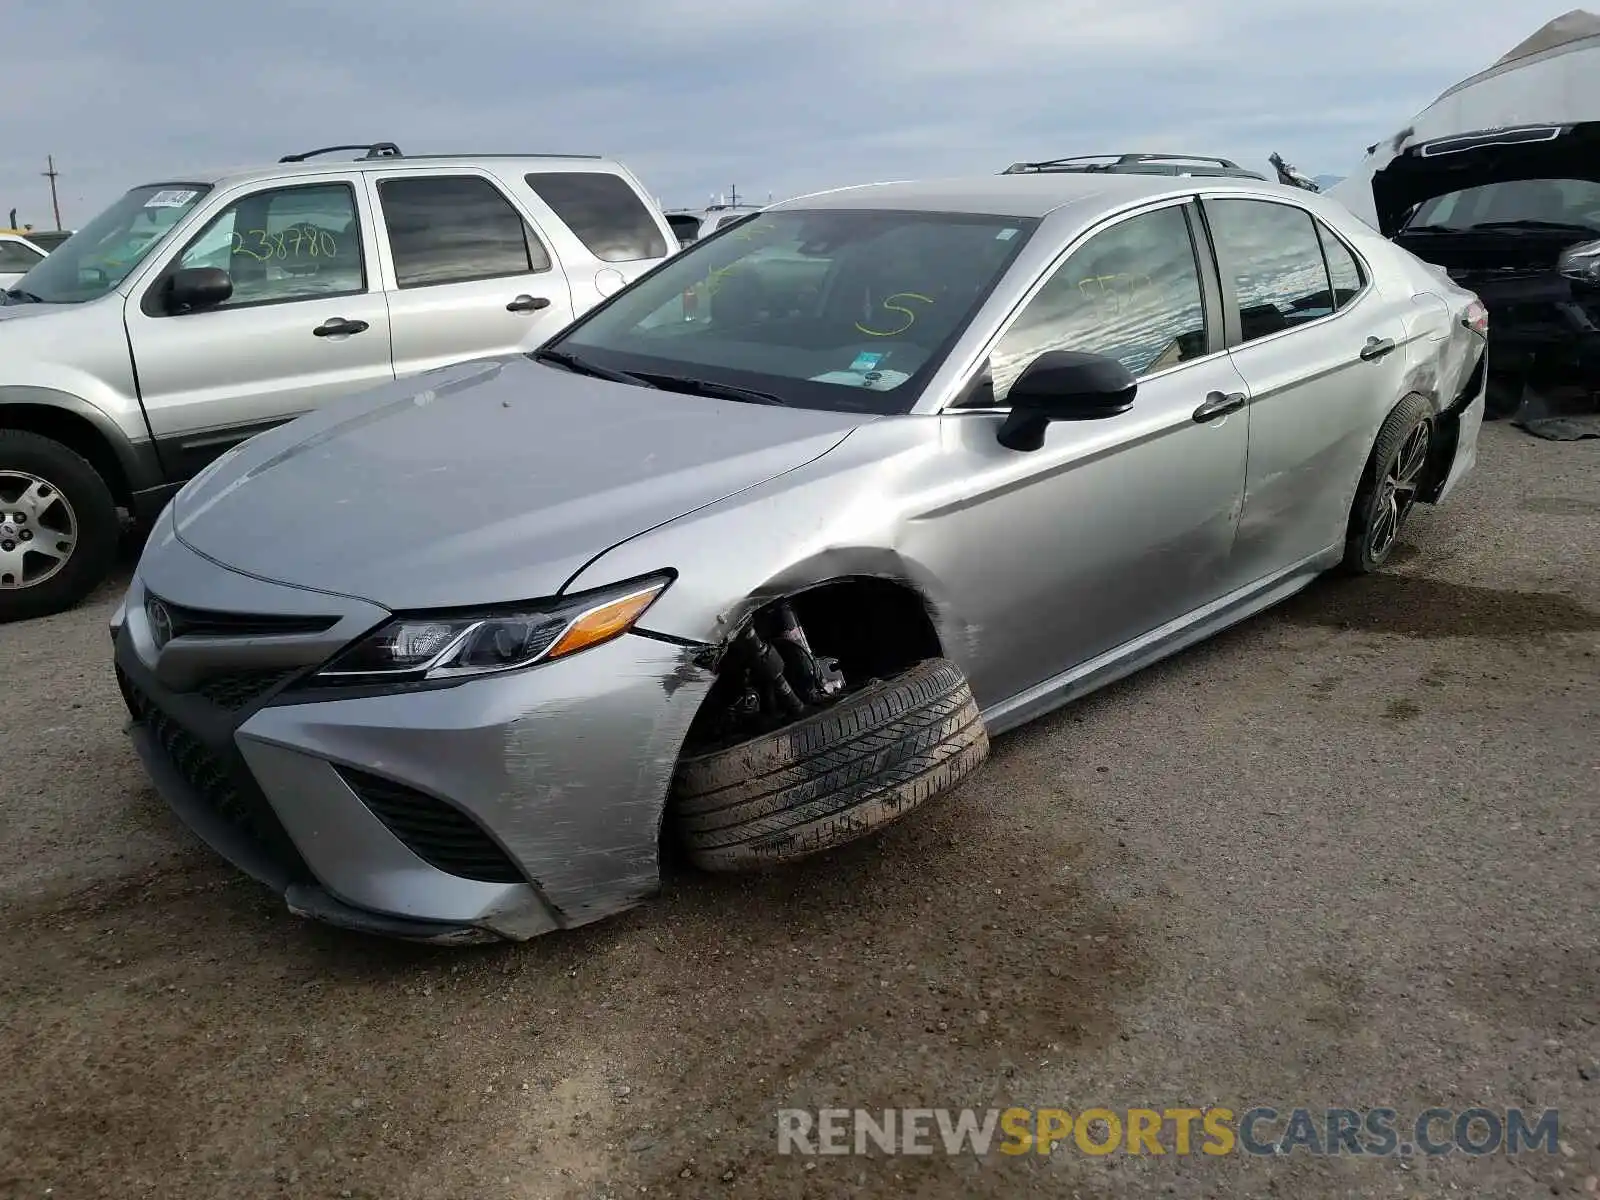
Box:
[0, 385, 167, 500]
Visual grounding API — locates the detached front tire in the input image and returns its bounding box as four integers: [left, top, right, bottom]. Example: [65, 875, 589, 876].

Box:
[0, 429, 120, 623]
[1341, 395, 1434, 575]
[672, 657, 989, 872]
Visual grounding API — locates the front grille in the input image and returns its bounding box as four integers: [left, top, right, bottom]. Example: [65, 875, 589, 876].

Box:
[117, 666, 308, 878]
[196, 668, 299, 711]
[337, 766, 524, 884]
[147, 594, 338, 640]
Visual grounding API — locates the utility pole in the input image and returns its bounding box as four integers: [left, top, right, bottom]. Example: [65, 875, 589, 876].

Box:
[43, 155, 62, 230]
[729, 184, 739, 207]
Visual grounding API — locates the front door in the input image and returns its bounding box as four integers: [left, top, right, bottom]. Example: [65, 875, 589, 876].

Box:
[370, 171, 576, 378]
[1201, 196, 1413, 583]
[126, 177, 394, 482]
[910, 201, 1251, 709]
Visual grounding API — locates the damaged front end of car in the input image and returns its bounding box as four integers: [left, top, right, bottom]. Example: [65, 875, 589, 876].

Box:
[1375, 121, 1600, 438]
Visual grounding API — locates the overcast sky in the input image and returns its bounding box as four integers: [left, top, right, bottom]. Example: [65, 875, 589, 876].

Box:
[0, 0, 1576, 228]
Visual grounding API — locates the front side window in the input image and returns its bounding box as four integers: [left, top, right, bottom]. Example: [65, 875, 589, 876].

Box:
[989, 204, 1209, 399]
[1205, 199, 1336, 343]
[0, 239, 44, 272]
[378, 175, 550, 288]
[1406, 178, 1600, 234]
[550, 208, 1038, 414]
[171, 183, 364, 308]
[526, 171, 669, 262]
[3, 184, 209, 305]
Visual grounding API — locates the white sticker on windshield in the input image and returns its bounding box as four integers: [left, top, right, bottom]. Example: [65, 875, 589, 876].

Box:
[996, 228, 1018, 240]
[144, 189, 198, 208]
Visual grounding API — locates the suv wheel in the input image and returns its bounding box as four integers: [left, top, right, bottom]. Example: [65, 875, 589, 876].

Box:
[0, 430, 120, 622]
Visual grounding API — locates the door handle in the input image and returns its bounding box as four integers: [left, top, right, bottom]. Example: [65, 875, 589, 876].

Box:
[1359, 335, 1397, 361]
[506, 294, 551, 313]
[1193, 391, 1247, 423]
[313, 317, 369, 337]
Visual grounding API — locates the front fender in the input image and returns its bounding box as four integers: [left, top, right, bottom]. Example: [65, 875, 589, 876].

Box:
[560, 418, 978, 670]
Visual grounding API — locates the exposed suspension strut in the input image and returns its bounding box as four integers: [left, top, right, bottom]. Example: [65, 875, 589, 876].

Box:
[723, 601, 845, 729]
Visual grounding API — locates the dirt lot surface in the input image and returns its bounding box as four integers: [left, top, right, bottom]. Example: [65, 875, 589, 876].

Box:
[1, 422, 1596, 1199]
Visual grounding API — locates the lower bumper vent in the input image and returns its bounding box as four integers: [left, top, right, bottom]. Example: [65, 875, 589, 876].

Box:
[336, 766, 525, 884]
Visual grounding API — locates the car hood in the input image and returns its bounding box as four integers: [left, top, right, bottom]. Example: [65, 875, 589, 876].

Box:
[173, 355, 872, 611]
[1373, 121, 1600, 236]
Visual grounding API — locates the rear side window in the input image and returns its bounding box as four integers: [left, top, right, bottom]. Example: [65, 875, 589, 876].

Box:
[1317, 223, 1365, 309]
[525, 171, 668, 263]
[377, 175, 551, 289]
[1205, 199, 1336, 343]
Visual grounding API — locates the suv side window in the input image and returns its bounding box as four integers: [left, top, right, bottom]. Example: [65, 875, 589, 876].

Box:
[172, 183, 364, 308]
[1205, 199, 1337, 342]
[990, 204, 1209, 399]
[377, 175, 551, 289]
[0, 239, 44, 272]
[525, 171, 668, 263]
[1317, 222, 1365, 309]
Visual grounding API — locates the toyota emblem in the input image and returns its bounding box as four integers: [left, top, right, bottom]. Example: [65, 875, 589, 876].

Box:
[146, 598, 174, 650]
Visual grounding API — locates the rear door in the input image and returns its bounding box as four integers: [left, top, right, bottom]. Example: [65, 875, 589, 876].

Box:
[126, 176, 394, 481]
[1201, 196, 1412, 585]
[369, 170, 576, 379]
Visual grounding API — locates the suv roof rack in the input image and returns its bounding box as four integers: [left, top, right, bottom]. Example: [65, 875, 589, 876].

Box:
[278, 144, 605, 165]
[281, 142, 405, 163]
[1003, 153, 1257, 175]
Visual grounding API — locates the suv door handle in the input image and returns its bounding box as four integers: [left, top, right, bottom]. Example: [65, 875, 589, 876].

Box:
[313, 317, 369, 337]
[1359, 335, 1397, 361]
[1193, 391, 1247, 422]
[506, 294, 551, 313]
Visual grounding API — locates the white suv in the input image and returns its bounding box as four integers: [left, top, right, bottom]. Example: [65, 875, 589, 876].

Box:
[0, 143, 678, 620]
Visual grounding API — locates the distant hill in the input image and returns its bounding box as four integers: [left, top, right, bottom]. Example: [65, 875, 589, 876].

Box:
[1314, 174, 1346, 190]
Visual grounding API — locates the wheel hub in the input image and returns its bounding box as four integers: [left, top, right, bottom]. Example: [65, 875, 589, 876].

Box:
[0, 469, 78, 590]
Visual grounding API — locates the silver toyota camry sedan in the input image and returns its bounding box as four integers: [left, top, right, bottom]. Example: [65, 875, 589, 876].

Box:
[112, 172, 1488, 943]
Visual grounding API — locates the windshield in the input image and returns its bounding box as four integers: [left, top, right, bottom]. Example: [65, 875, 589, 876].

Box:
[1405, 178, 1600, 233]
[549, 208, 1039, 414]
[6, 184, 210, 304]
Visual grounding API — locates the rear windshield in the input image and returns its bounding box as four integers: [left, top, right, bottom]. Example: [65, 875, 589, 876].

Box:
[3, 184, 209, 305]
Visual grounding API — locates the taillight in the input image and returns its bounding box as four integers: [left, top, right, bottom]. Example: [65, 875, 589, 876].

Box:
[1463, 299, 1488, 337]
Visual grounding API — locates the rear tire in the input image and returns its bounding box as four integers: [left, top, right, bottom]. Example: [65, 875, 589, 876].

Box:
[671, 657, 988, 872]
[1340, 395, 1433, 575]
[0, 429, 119, 623]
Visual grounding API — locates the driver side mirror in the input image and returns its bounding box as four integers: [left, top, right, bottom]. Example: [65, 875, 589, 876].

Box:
[997, 350, 1137, 451]
[165, 266, 233, 314]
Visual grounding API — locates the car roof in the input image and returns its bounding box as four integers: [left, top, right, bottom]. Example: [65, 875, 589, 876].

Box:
[771, 172, 1297, 219]
[130, 153, 629, 192]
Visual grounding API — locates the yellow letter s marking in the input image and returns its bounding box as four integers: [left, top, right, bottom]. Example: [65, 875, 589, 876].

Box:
[855, 292, 933, 337]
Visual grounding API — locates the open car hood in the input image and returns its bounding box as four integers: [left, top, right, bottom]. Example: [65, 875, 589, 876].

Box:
[1372, 121, 1600, 236]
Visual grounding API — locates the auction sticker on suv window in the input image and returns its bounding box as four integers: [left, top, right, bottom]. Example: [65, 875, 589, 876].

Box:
[144, 190, 199, 208]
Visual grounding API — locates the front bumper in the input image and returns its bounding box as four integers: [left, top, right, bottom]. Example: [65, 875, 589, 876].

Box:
[113, 528, 714, 943]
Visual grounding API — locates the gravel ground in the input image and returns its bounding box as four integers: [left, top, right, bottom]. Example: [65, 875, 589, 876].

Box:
[0, 421, 1596, 1200]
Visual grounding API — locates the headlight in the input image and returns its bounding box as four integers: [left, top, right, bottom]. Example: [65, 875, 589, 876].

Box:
[315, 575, 671, 683]
[1557, 238, 1600, 285]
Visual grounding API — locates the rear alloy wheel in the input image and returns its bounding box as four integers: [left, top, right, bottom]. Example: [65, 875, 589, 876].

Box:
[0, 430, 120, 622]
[1341, 395, 1433, 574]
[671, 657, 989, 872]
